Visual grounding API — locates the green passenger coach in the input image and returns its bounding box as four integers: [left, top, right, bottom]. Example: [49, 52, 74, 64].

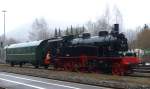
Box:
[5, 39, 51, 68]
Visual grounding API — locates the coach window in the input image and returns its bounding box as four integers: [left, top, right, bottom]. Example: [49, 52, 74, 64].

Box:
[10, 50, 12, 54]
[13, 49, 16, 54]
[26, 47, 28, 53]
[14, 49, 16, 54]
[29, 47, 31, 51]
[17, 48, 21, 53]
[9, 50, 12, 54]
[27, 47, 30, 53]
[31, 47, 34, 52]
[29, 47, 31, 52]
[21, 48, 24, 53]
[11, 49, 13, 54]
[30, 47, 32, 52]
[25, 47, 28, 53]
[33, 47, 36, 51]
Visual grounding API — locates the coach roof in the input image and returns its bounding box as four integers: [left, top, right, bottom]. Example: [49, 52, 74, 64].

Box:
[6, 40, 43, 49]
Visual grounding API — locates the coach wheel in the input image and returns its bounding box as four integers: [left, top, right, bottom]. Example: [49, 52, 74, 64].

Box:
[10, 62, 14, 67]
[112, 63, 125, 76]
[53, 63, 58, 70]
[19, 62, 23, 67]
[44, 65, 49, 69]
[73, 63, 79, 72]
[35, 65, 39, 68]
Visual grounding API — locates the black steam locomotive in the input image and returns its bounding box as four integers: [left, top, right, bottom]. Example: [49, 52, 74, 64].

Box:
[58, 24, 128, 57]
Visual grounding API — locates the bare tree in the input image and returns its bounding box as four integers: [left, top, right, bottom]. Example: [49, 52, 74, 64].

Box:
[58, 28, 62, 37]
[54, 28, 58, 37]
[86, 6, 123, 35]
[95, 18, 110, 32]
[86, 21, 95, 35]
[65, 26, 86, 36]
[29, 18, 50, 41]
[126, 29, 138, 49]
[6, 38, 19, 45]
[136, 25, 150, 49]
[0, 36, 19, 47]
[86, 18, 111, 36]
[65, 27, 70, 36]
[86, 7, 112, 36]
[70, 25, 73, 35]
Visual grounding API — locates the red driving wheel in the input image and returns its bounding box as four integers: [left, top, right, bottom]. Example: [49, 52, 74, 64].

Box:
[112, 62, 125, 76]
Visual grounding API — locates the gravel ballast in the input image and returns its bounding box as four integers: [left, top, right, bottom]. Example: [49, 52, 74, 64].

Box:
[0, 65, 150, 89]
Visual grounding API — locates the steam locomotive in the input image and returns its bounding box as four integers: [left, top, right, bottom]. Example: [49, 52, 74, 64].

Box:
[6, 24, 140, 75]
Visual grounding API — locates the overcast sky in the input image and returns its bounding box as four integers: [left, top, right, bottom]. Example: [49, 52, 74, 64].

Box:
[0, 0, 150, 35]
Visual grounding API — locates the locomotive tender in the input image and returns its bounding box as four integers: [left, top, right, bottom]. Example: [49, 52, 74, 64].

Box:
[5, 24, 140, 75]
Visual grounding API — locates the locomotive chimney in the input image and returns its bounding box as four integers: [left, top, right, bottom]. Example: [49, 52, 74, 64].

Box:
[114, 24, 119, 34]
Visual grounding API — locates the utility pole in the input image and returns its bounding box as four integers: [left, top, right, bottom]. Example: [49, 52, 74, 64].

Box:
[2, 10, 6, 46]
[2, 10, 6, 63]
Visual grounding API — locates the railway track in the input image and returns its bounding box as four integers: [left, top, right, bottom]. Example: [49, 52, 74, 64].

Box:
[0, 63, 55, 70]
[128, 64, 150, 77]
[132, 64, 150, 73]
[1, 63, 150, 78]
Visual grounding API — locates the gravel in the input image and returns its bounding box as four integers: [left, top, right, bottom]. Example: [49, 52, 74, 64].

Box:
[0, 64, 150, 89]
